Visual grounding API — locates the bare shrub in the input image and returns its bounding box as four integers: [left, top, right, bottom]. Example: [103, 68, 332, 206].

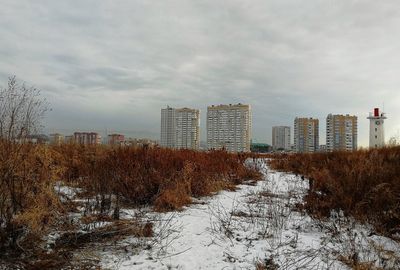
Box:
[52, 146, 263, 214]
[0, 77, 64, 255]
[269, 147, 400, 238]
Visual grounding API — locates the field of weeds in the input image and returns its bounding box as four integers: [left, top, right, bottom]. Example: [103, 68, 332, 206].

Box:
[0, 142, 262, 268]
[268, 147, 400, 239]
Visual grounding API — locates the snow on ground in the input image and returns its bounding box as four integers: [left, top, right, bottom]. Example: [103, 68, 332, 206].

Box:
[97, 161, 400, 270]
[55, 181, 82, 201]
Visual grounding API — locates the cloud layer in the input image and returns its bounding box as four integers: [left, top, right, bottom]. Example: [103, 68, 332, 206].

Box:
[1, 0, 400, 146]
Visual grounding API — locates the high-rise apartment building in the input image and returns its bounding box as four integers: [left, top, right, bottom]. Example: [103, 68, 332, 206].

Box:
[175, 108, 200, 149]
[294, 117, 319, 153]
[367, 107, 387, 148]
[160, 106, 176, 148]
[272, 126, 291, 151]
[74, 132, 101, 145]
[207, 103, 251, 152]
[326, 114, 358, 151]
[160, 106, 200, 150]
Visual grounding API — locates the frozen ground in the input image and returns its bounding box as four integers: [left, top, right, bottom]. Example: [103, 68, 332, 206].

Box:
[87, 161, 400, 269]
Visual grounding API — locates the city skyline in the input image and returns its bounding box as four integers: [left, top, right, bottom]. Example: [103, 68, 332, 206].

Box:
[1, 1, 400, 147]
[44, 106, 386, 149]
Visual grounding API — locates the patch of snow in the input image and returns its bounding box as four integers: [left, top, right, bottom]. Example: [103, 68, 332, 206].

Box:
[94, 162, 400, 269]
[55, 181, 82, 201]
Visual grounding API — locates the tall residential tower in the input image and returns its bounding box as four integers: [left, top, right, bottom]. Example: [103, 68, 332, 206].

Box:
[160, 106, 176, 148]
[326, 114, 358, 151]
[294, 117, 319, 153]
[175, 108, 200, 150]
[207, 103, 252, 152]
[160, 106, 200, 150]
[272, 126, 291, 151]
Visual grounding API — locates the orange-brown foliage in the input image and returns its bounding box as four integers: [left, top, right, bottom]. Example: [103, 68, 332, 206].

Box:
[0, 141, 65, 253]
[52, 145, 263, 212]
[0, 141, 262, 260]
[268, 147, 400, 238]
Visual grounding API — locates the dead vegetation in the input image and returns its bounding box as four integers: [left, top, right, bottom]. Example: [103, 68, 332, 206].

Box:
[268, 147, 400, 239]
[0, 143, 262, 268]
[53, 144, 263, 212]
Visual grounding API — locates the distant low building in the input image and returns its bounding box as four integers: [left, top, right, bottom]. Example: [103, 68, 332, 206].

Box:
[74, 132, 101, 145]
[250, 143, 272, 153]
[24, 134, 49, 144]
[108, 134, 125, 146]
[124, 138, 158, 148]
[49, 133, 64, 145]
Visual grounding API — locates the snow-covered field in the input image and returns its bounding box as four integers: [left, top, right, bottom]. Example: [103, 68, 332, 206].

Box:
[75, 161, 400, 269]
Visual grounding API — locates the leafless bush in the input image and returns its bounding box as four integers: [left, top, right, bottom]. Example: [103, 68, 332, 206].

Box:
[0, 76, 61, 255]
[317, 214, 400, 269]
[150, 212, 183, 258]
[0, 75, 49, 140]
[208, 198, 238, 241]
[269, 148, 400, 238]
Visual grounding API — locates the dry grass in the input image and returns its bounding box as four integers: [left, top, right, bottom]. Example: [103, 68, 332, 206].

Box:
[0, 142, 262, 263]
[0, 141, 65, 254]
[268, 147, 400, 238]
[53, 145, 263, 212]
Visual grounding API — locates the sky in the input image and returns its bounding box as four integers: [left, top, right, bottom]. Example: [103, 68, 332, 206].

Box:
[1, 0, 400, 146]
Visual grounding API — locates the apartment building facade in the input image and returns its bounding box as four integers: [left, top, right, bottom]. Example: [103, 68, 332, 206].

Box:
[207, 103, 252, 152]
[160, 106, 200, 150]
[160, 106, 176, 148]
[294, 117, 319, 153]
[108, 134, 125, 146]
[326, 114, 358, 151]
[175, 108, 200, 149]
[272, 126, 291, 151]
[74, 132, 101, 145]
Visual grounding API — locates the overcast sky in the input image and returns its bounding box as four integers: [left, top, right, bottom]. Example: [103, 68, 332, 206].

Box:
[1, 0, 400, 146]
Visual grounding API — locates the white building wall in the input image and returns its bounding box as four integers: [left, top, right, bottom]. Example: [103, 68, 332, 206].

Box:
[368, 111, 386, 148]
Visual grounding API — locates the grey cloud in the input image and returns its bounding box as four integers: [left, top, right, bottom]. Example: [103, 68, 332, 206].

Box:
[1, 0, 400, 144]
